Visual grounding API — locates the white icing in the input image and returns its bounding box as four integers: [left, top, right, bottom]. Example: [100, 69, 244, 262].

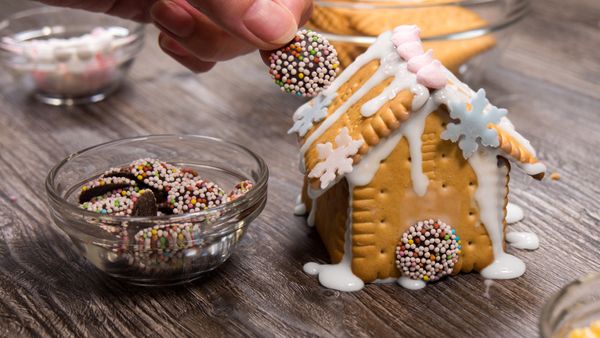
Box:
[506, 203, 524, 224]
[506, 232, 539, 250]
[397, 276, 426, 290]
[410, 83, 429, 111]
[300, 32, 402, 156]
[469, 149, 526, 279]
[373, 277, 397, 284]
[518, 162, 547, 177]
[294, 194, 306, 215]
[303, 191, 364, 291]
[360, 62, 414, 117]
[307, 199, 316, 227]
[397, 100, 432, 196]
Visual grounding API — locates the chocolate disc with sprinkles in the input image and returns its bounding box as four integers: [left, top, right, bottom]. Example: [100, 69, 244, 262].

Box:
[395, 219, 462, 283]
[268, 29, 339, 97]
[80, 187, 147, 216]
[167, 177, 226, 214]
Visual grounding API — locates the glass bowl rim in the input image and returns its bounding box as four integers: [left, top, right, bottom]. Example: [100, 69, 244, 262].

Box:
[539, 271, 600, 338]
[0, 6, 145, 51]
[45, 134, 269, 224]
[310, 0, 530, 43]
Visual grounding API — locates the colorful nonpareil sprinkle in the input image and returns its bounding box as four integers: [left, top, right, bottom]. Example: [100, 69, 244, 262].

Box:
[80, 186, 144, 216]
[268, 29, 339, 97]
[395, 219, 461, 282]
[227, 180, 254, 202]
[167, 177, 226, 214]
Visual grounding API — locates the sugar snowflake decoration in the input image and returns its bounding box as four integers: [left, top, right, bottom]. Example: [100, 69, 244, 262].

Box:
[308, 127, 363, 189]
[440, 89, 507, 159]
[288, 94, 334, 137]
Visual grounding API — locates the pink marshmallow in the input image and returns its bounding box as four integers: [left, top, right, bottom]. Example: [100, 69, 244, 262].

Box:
[391, 26, 421, 47]
[397, 41, 424, 61]
[407, 49, 434, 73]
[416, 60, 447, 89]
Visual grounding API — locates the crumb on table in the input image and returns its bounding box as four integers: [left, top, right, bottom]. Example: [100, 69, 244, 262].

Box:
[550, 172, 560, 181]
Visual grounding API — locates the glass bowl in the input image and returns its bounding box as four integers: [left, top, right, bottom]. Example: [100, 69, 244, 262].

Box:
[307, 0, 529, 83]
[540, 272, 600, 337]
[45, 135, 269, 286]
[0, 7, 145, 105]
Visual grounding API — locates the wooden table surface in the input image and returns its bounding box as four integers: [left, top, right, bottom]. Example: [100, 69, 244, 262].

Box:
[1, 1, 599, 337]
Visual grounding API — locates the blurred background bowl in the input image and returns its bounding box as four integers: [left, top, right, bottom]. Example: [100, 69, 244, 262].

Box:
[0, 7, 145, 105]
[307, 0, 529, 84]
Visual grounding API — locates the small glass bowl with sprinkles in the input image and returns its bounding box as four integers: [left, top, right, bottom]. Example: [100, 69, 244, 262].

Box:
[45, 135, 268, 286]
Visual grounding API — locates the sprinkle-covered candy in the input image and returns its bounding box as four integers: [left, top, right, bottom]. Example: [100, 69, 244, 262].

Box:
[227, 180, 254, 202]
[80, 186, 145, 216]
[167, 177, 226, 214]
[395, 219, 461, 283]
[268, 29, 339, 97]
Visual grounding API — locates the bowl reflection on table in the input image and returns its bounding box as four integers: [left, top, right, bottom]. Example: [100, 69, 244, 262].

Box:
[45, 135, 269, 286]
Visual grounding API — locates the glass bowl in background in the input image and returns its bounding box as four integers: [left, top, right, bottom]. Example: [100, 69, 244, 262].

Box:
[540, 272, 600, 337]
[45, 135, 269, 286]
[0, 7, 145, 105]
[307, 0, 529, 84]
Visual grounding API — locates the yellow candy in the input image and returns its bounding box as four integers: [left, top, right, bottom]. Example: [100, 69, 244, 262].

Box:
[408, 239, 414, 245]
[423, 276, 429, 281]
[151, 229, 157, 235]
[137, 175, 143, 180]
[81, 186, 87, 191]
[568, 321, 600, 338]
[191, 199, 197, 205]
[591, 321, 600, 335]
[298, 73, 304, 79]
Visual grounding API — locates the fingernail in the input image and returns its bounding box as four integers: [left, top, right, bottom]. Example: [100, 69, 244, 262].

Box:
[151, 0, 194, 38]
[159, 34, 189, 56]
[243, 0, 298, 45]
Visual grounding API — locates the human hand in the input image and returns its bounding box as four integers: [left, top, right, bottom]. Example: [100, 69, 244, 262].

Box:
[39, 0, 313, 73]
[150, 0, 313, 73]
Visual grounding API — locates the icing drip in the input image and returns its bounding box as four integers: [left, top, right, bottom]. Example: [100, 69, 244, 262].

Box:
[398, 276, 426, 290]
[294, 194, 306, 215]
[360, 62, 414, 117]
[303, 191, 364, 291]
[307, 199, 317, 227]
[397, 99, 435, 196]
[506, 203, 524, 224]
[300, 32, 399, 156]
[373, 277, 397, 284]
[469, 149, 526, 279]
[506, 232, 539, 250]
[410, 84, 429, 111]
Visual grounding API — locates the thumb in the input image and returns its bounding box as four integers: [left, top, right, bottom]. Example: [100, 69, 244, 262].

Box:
[186, 0, 312, 50]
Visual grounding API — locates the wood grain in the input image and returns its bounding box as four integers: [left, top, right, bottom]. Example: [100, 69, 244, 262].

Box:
[0, 1, 599, 337]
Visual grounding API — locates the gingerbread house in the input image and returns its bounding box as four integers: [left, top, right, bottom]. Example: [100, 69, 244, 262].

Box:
[290, 26, 546, 291]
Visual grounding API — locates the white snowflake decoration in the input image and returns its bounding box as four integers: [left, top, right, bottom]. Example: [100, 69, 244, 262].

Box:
[288, 94, 334, 137]
[308, 127, 363, 189]
[441, 89, 507, 159]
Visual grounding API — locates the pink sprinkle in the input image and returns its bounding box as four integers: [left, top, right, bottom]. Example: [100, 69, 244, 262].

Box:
[9, 195, 17, 202]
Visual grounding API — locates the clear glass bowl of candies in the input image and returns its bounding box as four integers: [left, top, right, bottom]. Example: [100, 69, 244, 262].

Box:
[45, 135, 269, 286]
[0, 7, 145, 105]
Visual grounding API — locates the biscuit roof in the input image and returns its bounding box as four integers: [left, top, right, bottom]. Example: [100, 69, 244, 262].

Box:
[290, 28, 546, 190]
